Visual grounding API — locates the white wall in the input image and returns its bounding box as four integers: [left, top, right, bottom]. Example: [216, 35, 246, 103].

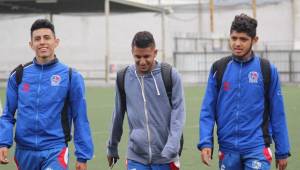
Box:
[293, 0, 300, 49]
[0, 15, 41, 68]
[195, 0, 293, 49]
[0, 0, 294, 73]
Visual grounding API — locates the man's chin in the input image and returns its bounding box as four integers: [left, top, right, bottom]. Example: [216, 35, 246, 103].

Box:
[138, 68, 150, 73]
[233, 53, 245, 58]
[37, 54, 50, 58]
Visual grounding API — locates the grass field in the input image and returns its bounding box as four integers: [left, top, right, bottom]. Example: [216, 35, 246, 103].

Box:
[0, 85, 299, 170]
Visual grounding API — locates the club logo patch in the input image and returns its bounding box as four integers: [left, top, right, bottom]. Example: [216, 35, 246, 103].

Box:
[220, 164, 225, 170]
[51, 75, 61, 86]
[223, 81, 230, 91]
[251, 160, 262, 169]
[248, 71, 259, 83]
[22, 83, 30, 92]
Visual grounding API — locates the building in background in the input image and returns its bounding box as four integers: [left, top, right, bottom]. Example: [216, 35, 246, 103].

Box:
[0, 0, 298, 85]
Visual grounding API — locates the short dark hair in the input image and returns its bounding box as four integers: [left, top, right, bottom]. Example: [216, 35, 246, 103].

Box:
[131, 31, 155, 48]
[31, 19, 55, 37]
[230, 13, 257, 38]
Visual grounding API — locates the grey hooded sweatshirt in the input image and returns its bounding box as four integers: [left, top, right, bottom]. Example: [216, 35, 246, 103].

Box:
[107, 62, 186, 164]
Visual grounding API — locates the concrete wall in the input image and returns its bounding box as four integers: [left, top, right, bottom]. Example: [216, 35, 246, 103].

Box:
[196, 0, 293, 50]
[293, 0, 300, 49]
[0, 0, 295, 81]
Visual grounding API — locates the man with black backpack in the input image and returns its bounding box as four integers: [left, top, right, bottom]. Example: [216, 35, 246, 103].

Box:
[198, 14, 290, 170]
[0, 19, 93, 170]
[107, 31, 186, 170]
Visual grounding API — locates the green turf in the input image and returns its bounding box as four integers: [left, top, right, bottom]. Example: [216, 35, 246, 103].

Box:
[0, 85, 299, 170]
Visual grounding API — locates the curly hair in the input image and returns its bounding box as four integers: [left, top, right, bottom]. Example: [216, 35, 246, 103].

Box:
[230, 14, 257, 38]
[31, 19, 55, 37]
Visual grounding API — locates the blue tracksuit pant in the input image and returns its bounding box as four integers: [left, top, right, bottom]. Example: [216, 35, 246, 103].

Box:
[218, 147, 272, 170]
[14, 147, 68, 170]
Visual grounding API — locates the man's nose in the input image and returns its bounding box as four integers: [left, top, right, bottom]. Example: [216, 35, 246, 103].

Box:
[139, 58, 146, 64]
[39, 38, 46, 44]
[235, 39, 241, 46]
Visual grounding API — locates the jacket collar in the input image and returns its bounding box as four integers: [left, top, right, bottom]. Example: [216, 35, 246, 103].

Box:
[232, 51, 255, 64]
[33, 56, 58, 67]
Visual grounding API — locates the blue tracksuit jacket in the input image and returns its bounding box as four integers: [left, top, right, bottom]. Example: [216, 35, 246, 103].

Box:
[198, 55, 290, 159]
[0, 58, 94, 162]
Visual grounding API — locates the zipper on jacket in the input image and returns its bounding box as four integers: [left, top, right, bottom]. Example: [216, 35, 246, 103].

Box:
[140, 76, 152, 163]
[236, 62, 243, 148]
[36, 65, 43, 149]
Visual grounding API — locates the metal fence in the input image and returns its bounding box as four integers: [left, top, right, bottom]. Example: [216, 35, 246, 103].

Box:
[173, 50, 300, 84]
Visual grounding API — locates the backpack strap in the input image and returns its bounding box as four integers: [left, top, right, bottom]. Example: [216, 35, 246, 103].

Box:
[209, 56, 232, 158]
[260, 57, 271, 97]
[161, 62, 172, 106]
[8, 61, 32, 121]
[161, 62, 184, 157]
[11, 61, 33, 117]
[61, 67, 72, 145]
[15, 64, 23, 86]
[212, 56, 232, 92]
[116, 66, 129, 113]
[259, 57, 272, 146]
[11, 61, 33, 86]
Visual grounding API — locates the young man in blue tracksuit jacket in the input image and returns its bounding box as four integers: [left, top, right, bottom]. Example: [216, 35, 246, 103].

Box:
[107, 31, 186, 170]
[0, 19, 93, 170]
[198, 14, 290, 170]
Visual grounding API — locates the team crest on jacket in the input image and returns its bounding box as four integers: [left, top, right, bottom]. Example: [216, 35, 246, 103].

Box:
[22, 83, 30, 92]
[248, 71, 259, 83]
[223, 81, 230, 91]
[51, 75, 61, 86]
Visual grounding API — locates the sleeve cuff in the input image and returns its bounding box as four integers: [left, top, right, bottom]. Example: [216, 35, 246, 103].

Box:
[0, 144, 10, 149]
[197, 144, 212, 151]
[77, 158, 87, 163]
[275, 152, 291, 160]
[161, 146, 177, 159]
[107, 146, 119, 158]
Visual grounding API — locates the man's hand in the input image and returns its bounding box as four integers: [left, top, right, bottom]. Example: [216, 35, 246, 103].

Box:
[0, 147, 9, 164]
[107, 155, 119, 168]
[276, 158, 288, 170]
[201, 148, 212, 166]
[76, 161, 87, 170]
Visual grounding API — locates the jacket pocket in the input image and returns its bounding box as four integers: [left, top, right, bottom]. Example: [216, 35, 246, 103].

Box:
[150, 125, 168, 157]
[129, 129, 149, 156]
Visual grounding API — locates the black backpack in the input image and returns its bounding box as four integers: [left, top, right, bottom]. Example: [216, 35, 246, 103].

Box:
[211, 56, 272, 147]
[12, 62, 72, 145]
[116, 62, 184, 156]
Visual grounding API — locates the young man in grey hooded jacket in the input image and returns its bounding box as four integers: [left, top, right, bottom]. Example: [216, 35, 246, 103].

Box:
[106, 31, 186, 170]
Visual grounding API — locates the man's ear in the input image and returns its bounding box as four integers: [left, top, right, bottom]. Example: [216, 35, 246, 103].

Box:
[253, 36, 259, 44]
[29, 41, 33, 50]
[154, 49, 158, 56]
[54, 38, 60, 48]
